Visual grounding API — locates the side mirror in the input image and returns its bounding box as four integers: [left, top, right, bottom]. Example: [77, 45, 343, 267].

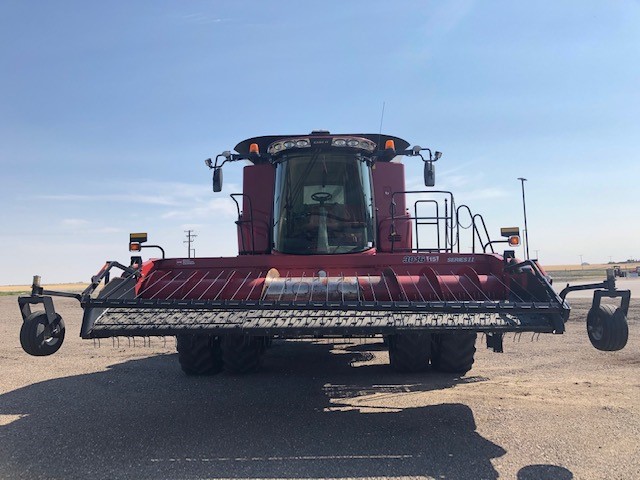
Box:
[424, 161, 435, 187]
[212, 167, 223, 192]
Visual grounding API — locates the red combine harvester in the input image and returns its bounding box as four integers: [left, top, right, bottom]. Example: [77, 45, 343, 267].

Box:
[18, 131, 631, 374]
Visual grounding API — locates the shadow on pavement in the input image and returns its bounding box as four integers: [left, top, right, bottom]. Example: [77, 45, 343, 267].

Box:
[0, 340, 571, 479]
[517, 464, 574, 479]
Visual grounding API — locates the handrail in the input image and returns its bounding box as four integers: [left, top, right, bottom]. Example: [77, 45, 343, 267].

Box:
[384, 190, 500, 254]
[230, 193, 256, 254]
[473, 213, 494, 253]
[389, 190, 455, 253]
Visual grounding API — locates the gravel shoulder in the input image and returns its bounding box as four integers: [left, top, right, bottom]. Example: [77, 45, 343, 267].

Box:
[0, 295, 638, 480]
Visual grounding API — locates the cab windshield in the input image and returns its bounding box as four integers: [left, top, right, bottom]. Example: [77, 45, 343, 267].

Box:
[273, 151, 375, 254]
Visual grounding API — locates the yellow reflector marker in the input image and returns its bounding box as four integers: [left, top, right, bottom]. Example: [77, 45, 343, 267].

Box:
[249, 143, 260, 154]
[385, 139, 396, 150]
[501, 227, 520, 238]
[130, 232, 148, 243]
[508, 235, 520, 247]
[129, 242, 142, 252]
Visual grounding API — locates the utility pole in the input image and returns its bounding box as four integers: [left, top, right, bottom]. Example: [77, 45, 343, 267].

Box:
[534, 249, 539, 259]
[579, 254, 584, 269]
[184, 230, 197, 258]
[517, 178, 530, 260]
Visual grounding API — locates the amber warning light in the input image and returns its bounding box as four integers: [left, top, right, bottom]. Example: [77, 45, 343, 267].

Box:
[129, 232, 147, 252]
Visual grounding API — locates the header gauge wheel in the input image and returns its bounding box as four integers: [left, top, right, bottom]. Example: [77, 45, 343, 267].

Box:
[587, 304, 628, 351]
[20, 311, 65, 356]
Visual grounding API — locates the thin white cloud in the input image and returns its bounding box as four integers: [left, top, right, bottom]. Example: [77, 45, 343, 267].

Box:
[60, 220, 121, 234]
[94, 227, 122, 234]
[182, 13, 227, 25]
[425, 0, 476, 36]
[61, 218, 89, 227]
[43, 193, 179, 206]
[161, 198, 237, 220]
[405, 168, 507, 204]
[40, 180, 241, 207]
[40, 180, 243, 239]
[401, 0, 476, 62]
[459, 187, 508, 201]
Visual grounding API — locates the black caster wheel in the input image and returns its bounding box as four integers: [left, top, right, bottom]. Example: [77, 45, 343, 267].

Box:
[19, 311, 65, 356]
[587, 304, 628, 351]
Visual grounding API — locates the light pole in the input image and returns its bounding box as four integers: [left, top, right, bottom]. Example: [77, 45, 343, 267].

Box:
[517, 178, 530, 260]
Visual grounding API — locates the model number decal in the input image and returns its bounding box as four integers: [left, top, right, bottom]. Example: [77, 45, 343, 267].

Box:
[402, 255, 440, 264]
[447, 257, 476, 263]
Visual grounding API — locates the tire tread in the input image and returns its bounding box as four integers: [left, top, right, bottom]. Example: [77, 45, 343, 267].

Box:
[431, 333, 476, 374]
[176, 334, 223, 375]
[388, 334, 431, 373]
[221, 335, 262, 374]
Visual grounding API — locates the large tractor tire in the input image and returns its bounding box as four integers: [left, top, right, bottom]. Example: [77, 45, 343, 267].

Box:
[431, 332, 476, 374]
[176, 334, 224, 375]
[221, 335, 262, 374]
[587, 304, 628, 351]
[388, 333, 431, 373]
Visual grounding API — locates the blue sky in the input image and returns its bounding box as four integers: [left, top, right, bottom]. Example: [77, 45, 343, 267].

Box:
[1, 1, 639, 284]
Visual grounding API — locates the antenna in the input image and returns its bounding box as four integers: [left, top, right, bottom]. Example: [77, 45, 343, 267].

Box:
[377, 101, 386, 149]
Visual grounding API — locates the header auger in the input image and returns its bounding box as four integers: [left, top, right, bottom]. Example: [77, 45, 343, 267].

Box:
[18, 131, 631, 375]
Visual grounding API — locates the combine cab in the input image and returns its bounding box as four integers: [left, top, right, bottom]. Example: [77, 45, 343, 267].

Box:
[18, 131, 631, 374]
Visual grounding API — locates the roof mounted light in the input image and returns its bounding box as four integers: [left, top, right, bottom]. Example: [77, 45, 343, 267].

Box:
[267, 135, 376, 155]
[249, 143, 260, 154]
[267, 137, 311, 155]
[331, 137, 376, 152]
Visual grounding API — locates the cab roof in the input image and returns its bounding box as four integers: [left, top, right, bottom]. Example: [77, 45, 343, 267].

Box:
[234, 132, 411, 162]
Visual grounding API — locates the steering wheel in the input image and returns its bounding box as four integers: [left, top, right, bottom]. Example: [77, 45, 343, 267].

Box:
[311, 191, 333, 204]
